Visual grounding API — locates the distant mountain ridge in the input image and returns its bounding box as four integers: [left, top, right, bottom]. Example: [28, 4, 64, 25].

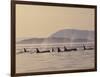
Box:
[50, 29, 94, 40]
[17, 29, 94, 44]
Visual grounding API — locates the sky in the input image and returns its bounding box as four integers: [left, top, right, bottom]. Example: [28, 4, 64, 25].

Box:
[16, 4, 95, 38]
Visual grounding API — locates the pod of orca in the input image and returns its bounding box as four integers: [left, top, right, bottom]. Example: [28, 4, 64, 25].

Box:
[16, 45, 94, 55]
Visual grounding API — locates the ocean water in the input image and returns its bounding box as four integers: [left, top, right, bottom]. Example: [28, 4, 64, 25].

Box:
[16, 50, 95, 73]
[16, 42, 95, 73]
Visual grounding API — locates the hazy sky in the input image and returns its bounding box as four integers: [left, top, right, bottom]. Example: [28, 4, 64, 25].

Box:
[16, 4, 95, 38]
